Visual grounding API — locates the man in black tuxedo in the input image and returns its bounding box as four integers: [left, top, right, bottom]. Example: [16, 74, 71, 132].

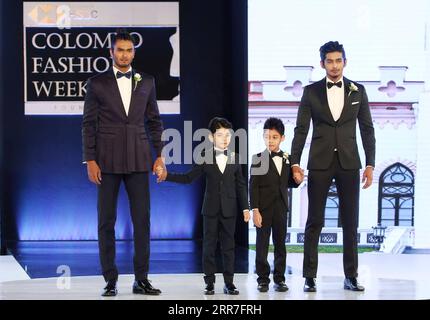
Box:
[290, 41, 375, 292]
[250, 118, 301, 293]
[158, 117, 250, 295]
[82, 30, 165, 296]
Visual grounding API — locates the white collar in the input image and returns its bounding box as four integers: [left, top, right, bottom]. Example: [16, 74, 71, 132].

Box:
[113, 65, 132, 75]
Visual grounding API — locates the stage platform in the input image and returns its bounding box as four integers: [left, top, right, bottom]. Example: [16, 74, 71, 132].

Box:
[0, 256, 30, 283]
[1, 272, 427, 300]
[1, 241, 429, 300]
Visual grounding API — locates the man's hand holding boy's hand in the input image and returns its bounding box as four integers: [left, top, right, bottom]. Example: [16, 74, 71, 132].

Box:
[156, 165, 167, 183]
[243, 210, 251, 222]
[292, 165, 304, 184]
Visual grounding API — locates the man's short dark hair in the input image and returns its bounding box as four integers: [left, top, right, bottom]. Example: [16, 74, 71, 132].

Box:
[319, 41, 346, 62]
[208, 117, 233, 133]
[263, 117, 285, 136]
[111, 28, 135, 48]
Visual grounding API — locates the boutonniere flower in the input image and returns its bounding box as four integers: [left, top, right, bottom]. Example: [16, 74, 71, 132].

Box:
[283, 152, 290, 164]
[133, 73, 142, 91]
[348, 82, 359, 97]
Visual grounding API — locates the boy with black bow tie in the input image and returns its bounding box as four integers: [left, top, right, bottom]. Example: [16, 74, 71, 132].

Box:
[158, 117, 250, 295]
[250, 117, 303, 293]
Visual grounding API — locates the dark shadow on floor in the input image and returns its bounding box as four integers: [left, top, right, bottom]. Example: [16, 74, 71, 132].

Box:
[7, 240, 249, 279]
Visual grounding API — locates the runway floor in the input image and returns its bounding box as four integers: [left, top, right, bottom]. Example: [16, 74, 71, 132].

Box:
[1, 272, 426, 300]
[1, 242, 429, 300]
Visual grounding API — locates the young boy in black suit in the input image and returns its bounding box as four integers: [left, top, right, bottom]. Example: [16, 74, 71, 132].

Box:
[250, 117, 303, 292]
[158, 117, 250, 295]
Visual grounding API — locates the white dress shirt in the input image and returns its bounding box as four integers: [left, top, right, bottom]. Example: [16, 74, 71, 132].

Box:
[113, 66, 132, 116]
[271, 149, 283, 175]
[214, 147, 228, 174]
[326, 76, 344, 122]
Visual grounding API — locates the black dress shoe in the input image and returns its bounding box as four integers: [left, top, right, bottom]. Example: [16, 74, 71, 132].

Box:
[223, 283, 239, 295]
[102, 280, 117, 297]
[205, 283, 215, 295]
[257, 283, 269, 292]
[303, 278, 316, 292]
[133, 279, 162, 295]
[274, 281, 289, 292]
[344, 277, 365, 291]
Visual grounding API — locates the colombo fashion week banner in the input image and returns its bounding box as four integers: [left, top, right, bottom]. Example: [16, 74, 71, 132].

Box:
[23, 2, 180, 115]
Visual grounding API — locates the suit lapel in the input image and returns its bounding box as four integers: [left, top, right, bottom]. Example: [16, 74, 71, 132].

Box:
[259, 149, 273, 177]
[106, 68, 128, 119]
[317, 78, 336, 124]
[128, 70, 140, 118]
[280, 155, 288, 181]
[337, 77, 352, 124]
[223, 152, 233, 176]
[218, 150, 235, 176]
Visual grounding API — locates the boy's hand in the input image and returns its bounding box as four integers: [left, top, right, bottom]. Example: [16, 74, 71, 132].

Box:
[253, 209, 262, 228]
[243, 210, 250, 222]
[153, 157, 166, 177]
[156, 165, 167, 183]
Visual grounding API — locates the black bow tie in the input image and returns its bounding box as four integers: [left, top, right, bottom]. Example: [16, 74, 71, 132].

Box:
[270, 151, 284, 158]
[327, 81, 342, 89]
[116, 71, 132, 79]
[215, 149, 228, 157]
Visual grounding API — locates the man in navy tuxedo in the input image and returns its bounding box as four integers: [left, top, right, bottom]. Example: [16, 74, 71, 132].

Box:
[290, 41, 376, 292]
[82, 29, 165, 297]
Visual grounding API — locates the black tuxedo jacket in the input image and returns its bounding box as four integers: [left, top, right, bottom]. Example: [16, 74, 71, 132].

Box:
[82, 68, 164, 174]
[165, 150, 249, 218]
[250, 150, 299, 213]
[291, 77, 375, 170]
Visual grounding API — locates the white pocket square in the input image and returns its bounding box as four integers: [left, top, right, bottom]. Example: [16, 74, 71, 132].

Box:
[351, 101, 360, 105]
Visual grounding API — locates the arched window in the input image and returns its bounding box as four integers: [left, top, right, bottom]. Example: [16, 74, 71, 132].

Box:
[325, 181, 340, 227]
[378, 163, 414, 226]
